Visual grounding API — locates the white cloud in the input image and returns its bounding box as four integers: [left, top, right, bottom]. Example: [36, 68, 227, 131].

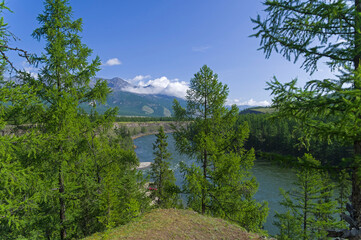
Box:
[192, 45, 211, 52]
[122, 76, 189, 99]
[22, 61, 38, 78]
[127, 75, 151, 83]
[226, 98, 271, 107]
[102, 58, 122, 66]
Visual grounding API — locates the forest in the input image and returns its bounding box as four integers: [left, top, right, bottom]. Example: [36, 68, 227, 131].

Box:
[1, 0, 361, 239]
[238, 113, 352, 167]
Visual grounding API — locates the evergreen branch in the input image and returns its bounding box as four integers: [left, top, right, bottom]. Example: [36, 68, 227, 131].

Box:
[0, 45, 32, 62]
[0, 45, 33, 73]
[208, 192, 244, 226]
[0, 48, 17, 72]
[327, 228, 361, 238]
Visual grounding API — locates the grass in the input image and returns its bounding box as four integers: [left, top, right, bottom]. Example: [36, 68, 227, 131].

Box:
[84, 209, 263, 240]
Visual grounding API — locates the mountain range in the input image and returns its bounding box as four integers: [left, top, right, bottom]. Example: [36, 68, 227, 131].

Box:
[86, 77, 187, 117]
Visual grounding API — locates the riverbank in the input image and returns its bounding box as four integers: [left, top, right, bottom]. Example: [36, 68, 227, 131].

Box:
[131, 129, 175, 140]
[115, 121, 175, 139]
[115, 121, 187, 140]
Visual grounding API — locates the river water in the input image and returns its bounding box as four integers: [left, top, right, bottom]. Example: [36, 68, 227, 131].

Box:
[134, 133, 297, 236]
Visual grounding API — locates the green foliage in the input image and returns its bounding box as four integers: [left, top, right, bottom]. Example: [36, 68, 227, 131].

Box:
[75, 112, 149, 233]
[238, 113, 352, 167]
[274, 154, 343, 240]
[173, 65, 268, 232]
[21, 1, 108, 237]
[0, 136, 41, 240]
[336, 169, 352, 213]
[0, 1, 9, 77]
[251, 0, 354, 74]
[95, 136, 149, 228]
[252, 0, 361, 160]
[0, 1, 148, 239]
[274, 210, 302, 240]
[252, 0, 361, 234]
[0, 4, 45, 238]
[150, 127, 181, 208]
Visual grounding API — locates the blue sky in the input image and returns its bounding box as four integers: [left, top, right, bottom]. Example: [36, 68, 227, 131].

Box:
[4, 0, 335, 106]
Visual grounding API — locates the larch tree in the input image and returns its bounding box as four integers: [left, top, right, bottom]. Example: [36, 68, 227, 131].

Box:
[0, 83, 44, 239]
[17, 0, 108, 238]
[73, 109, 149, 234]
[150, 126, 180, 208]
[252, 0, 361, 238]
[274, 154, 341, 240]
[173, 65, 268, 232]
[0, 0, 148, 239]
[0, 2, 46, 239]
[22, 1, 149, 238]
[0, 1, 8, 77]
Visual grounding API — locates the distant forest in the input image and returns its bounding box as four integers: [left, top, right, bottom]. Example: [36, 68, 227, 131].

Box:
[238, 112, 352, 167]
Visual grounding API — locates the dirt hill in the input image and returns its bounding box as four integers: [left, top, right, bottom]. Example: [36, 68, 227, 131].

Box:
[84, 208, 264, 240]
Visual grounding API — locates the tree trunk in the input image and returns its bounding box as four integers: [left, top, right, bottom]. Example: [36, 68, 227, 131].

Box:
[353, 141, 361, 226]
[202, 84, 208, 215]
[59, 167, 66, 240]
[91, 134, 101, 185]
[303, 174, 308, 240]
[202, 149, 207, 215]
[159, 166, 163, 206]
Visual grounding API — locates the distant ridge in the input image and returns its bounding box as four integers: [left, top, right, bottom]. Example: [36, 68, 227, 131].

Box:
[91, 77, 130, 91]
[240, 106, 275, 114]
[86, 77, 187, 117]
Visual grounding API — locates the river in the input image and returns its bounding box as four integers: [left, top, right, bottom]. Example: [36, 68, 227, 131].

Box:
[134, 133, 297, 236]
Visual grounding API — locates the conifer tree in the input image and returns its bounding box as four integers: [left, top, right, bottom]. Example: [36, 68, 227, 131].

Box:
[0, 1, 8, 77]
[0, 2, 46, 239]
[13, 0, 117, 238]
[27, 1, 106, 238]
[82, 112, 149, 229]
[274, 209, 303, 240]
[0, 0, 148, 239]
[0, 88, 43, 239]
[252, 1, 361, 237]
[173, 65, 268, 232]
[274, 154, 341, 240]
[150, 126, 180, 208]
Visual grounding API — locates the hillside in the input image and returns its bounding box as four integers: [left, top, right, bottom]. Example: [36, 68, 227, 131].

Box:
[240, 107, 275, 114]
[84, 209, 264, 240]
[82, 91, 186, 117]
[85, 77, 187, 117]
